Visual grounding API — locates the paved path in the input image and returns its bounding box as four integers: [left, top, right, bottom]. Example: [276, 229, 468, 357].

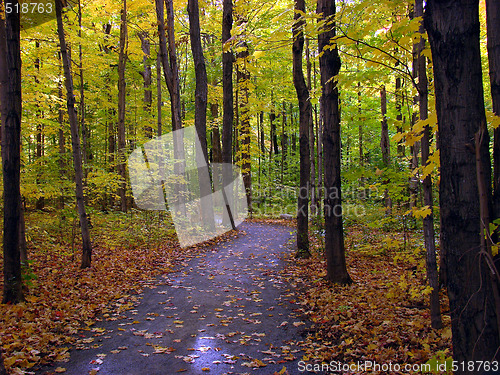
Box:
[37, 222, 309, 375]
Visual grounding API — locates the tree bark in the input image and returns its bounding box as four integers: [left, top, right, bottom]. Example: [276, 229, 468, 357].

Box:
[318, 0, 351, 284]
[0, 0, 24, 303]
[188, 0, 215, 231]
[416, 0, 441, 330]
[221, 0, 235, 229]
[165, 0, 182, 132]
[56, 0, 92, 269]
[236, 43, 252, 211]
[157, 50, 162, 137]
[139, 31, 153, 139]
[425, 0, 499, 367]
[487, 0, 500, 219]
[117, 0, 128, 212]
[293, 0, 310, 257]
[0, 347, 6, 375]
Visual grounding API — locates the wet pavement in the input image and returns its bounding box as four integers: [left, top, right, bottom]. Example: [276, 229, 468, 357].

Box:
[37, 221, 310, 375]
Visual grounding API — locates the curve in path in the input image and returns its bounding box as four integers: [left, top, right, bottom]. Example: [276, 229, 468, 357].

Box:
[38, 221, 309, 375]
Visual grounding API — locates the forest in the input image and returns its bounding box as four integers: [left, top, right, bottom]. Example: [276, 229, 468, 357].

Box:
[1, 0, 500, 373]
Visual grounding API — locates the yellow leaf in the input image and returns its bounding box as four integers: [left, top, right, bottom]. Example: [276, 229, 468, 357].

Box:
[492, 245, 499, 257]
[55, 367, 66, 373]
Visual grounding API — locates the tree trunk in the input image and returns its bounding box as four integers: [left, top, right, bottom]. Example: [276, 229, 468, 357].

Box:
[487, 0, 500, 219]
[380, 85, 391, 212]
[0, 0, 24, 304]
[165, 0, 182, 132]
[0, 347, 7, 375]
[306, 38, 316, 217]
[157, 50, 162, 137]
[221, 0, 235, 229]
[188, 0, 216, 231]
[395, 74, 404, 158]
[236, 43, 252, 211]
[139, 31, 153, 139]
[425, 0, 499, 367]
[416, 0, 441, 330]
[56, 0, 92, 269]
[78, 0, 90, 176]
[318, 0, 351, 285]
[117, 0, 128, 212]
[293, 0, 310, 257]
[58, 51, 66, 209]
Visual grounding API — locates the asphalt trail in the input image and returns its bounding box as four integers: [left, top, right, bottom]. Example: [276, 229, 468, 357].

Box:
[37, 221, 310, 375]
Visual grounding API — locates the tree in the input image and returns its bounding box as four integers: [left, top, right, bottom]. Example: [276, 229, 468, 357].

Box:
[487, 0, 500, 218]
[117, 0, 128, 212]
[188, 0, 216, 231]
[318, 0, 351, 285]
[293, 0, 310, 257]
[222, 0, 236, 229]
[425, 0, 499, 367]
[0, 0, 24, 303]
[55, 0, 92, 269]
[415, 0, 441, 330]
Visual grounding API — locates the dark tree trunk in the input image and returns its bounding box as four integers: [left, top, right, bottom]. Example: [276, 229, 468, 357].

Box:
[156, 0, 182, 131]
[487, 0, 500, 219]
[380, 85, 391, 212]
[416, 0, 441, 330]
[236, 44, 252, 211]
[188, 0, 215, 231]
[293, 0, 310, 257]
[221, 0, 235, 229]
[380, 85, 390, 165]
[318, 0, 351, 285]
[425, 0, 499, 367]
[157, 51, 162, 137]
[395, 74, 404, 158]
[58, 52, 66, 209]
[306, 38, 316, 216]
[56, 0, 92, 269]
[139, 31, 153, 139]
[78, 0, 90, 175]
[165, 0, 182, 131]
[0, 0, 24, 304]
[117, 0, 128, 212]
[0, 347, 6, 375]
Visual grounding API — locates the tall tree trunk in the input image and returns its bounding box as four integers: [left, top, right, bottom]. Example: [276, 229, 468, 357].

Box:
[58, 51, 66, 209]
[425, 0, 499, 367]
[221, 0, 235, 229]
[0, 348, 6, 375]
[416, 0, 441, 330]
[139, 32, 153, 139]
[395, 74, 404, 158]
[157, 50, 162, 137]
[236, 43, 251, 211]
[165, 0, 182, 131]
[35, 42, 45, 210]
[188, 0, 216, 231]
[487, 0, 500, 219]
[293, 0, 310, 257]
[0, 0, 24, 303]
[306, 38, 316, 217]
[56, 0, 92, 269]
[318, 0, 351, 285]
[78, 0, 89, 176]
[117, 0, 128, 212]
[380, 85, 391, 212]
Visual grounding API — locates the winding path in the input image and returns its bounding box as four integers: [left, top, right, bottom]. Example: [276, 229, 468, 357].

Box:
[38, 222, 309, 375]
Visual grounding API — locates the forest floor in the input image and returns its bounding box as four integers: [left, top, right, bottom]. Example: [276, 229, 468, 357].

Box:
[1, 215, 453, 375]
